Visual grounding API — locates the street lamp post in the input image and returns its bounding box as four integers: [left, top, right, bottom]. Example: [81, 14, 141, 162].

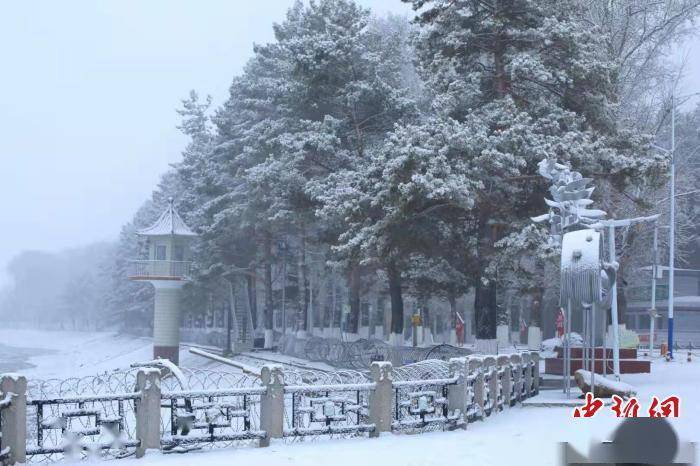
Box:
[650, 223, 658, 356]
[668, 92, 676, 359]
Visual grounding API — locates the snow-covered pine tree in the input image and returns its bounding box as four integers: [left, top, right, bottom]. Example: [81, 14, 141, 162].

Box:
[399, 0, 665, 339]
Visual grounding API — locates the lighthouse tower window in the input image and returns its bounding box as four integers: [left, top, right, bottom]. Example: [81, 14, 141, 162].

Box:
[174, 245, 185, 262]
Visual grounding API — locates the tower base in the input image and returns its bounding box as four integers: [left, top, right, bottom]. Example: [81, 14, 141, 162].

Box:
[154, 345, 180, 365]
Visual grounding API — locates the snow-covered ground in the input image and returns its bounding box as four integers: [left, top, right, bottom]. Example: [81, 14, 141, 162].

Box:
[1, 329, 698, 465]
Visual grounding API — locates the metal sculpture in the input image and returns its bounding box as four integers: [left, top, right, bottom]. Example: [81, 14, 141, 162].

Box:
[533, 158, 617, 397]
[560, 229, 617, 396]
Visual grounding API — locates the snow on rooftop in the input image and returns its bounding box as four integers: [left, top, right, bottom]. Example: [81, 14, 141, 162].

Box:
[137, 198, 197, 237]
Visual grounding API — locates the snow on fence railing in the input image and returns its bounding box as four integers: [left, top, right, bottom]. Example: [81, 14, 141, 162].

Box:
[160, 386, 267, 452]
[392, 376, 460, 431]
[25, 391, 142, 459]
[284, 382, 377, 438]
[0, 351, 540, 464]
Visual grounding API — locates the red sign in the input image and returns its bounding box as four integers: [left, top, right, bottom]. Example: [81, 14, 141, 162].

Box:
[573, 394, 681, 418]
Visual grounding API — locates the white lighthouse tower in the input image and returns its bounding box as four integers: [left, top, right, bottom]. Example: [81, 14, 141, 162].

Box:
[128, 198, 196, 365]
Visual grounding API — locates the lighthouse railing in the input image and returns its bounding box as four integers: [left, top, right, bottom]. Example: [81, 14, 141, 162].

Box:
[128, 260, 192, 280]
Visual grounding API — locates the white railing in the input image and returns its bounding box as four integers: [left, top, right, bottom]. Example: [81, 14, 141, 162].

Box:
[128, 260, 192, 279]
[1, 353, 541, 463]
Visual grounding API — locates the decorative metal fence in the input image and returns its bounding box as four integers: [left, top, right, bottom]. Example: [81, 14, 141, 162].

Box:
[0, 351, 540, 464]
[26, 391, 141, 461]
[284, 383, 376, 437]
[160, 386, 266, 451]
[392, 376, 460, 431]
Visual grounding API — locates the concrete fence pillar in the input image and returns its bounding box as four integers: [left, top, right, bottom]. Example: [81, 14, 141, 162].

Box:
[468, 358, 484, 419]
[259, 365, 285, 447]
[1, 374, 27, 465]
[135, 368, 162, 458]
[369, 361, 393, 437]
[483, 357, 499, 415]
[509, 354, 522, 404]
[447, 357, 469, 428]
[521, 353, 532, 398]
[530, 352, 540, 395]
[497, 355, 511, 409]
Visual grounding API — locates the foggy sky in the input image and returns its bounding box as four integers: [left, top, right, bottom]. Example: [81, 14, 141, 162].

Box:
[0, 1, 698, 287]
[0, 1, 410, 287]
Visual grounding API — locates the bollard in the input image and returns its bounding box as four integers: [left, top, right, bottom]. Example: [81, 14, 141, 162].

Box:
[468, 358, 484, 419]
[135, 368, 161, 458]
[447, 357, 469, 428]
[497, 355, 512, 410]
[0, 374, 27, 465]
[530, 352, 540, 395]
[521, 352, 532, 398]
[369, 361, 393, 437]
[509, 354, 522, 404]
[259, 365, 285, 447]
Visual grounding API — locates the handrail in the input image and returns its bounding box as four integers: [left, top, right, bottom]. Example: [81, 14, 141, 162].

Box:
[127, 260, 192, 279]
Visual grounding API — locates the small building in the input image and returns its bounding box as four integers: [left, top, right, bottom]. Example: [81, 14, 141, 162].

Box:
[128, 198, 196, 364]
[626, 266, 700, 347]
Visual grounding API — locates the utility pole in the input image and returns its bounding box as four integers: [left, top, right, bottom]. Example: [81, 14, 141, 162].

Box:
[668, 90, 676, 359]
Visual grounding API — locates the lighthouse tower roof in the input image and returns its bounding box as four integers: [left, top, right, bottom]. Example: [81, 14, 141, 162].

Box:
[137, 198, 197, 237]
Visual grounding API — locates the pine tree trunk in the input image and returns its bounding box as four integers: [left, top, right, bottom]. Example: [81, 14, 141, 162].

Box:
[448, 293, 457, 329]
[493, 0, 510, 99]
[346, 262, 361, 336]
[296, 226, 309, 336]
[474, 216, 497, 339]
[531, 287, 543, 328]
[263, 234, 274, 348]
[387, 261, 404, 343]
[246, 267, 258, 330]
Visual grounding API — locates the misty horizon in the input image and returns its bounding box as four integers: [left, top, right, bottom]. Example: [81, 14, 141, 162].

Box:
[0, 0, 412, 288]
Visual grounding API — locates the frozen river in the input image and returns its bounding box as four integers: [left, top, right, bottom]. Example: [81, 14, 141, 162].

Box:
[0, 341, 53, 373]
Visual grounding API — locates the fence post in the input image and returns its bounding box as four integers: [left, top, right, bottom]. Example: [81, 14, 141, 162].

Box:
[135, 368, 161, 458]
[447, 357, 469, 428]
[482, 356, 498, 415]
[0, 374, 27, 465]
[369, 361, 393, 437]
[509, 354, 522, 402]
[259, 365, 285, 447]
[497, 355, 511, 410]
[468, 358, 484, 419]
[530, 352, 540, 395]
[521, 352, 532, 398]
